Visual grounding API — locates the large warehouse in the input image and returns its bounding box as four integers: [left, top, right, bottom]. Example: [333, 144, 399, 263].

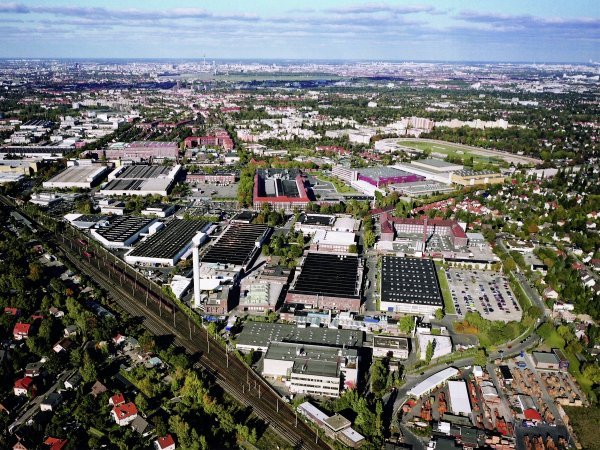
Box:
[379, 256, 443, 315]
[285, 252, 364, 312]
[100, 164, 181, 196]
[447, 380, 472, 416]
[90, 216, 157, 248]
[201, 223, 270, 271]
[125, 219, 209, 266]
[43, 160, 108, 189]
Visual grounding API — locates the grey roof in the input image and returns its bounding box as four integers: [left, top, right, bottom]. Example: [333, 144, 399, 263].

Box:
[237, 322, 363, 349]
[128, 219, 206, 260]
[94, 216, 154, 243]
[373, 335, 409, 350]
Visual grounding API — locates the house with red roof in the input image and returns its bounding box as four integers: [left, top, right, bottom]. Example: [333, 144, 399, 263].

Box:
[4, 307, 20, 316]
[154, 434, 176, 450]
[111, 402, 138, 426]
[14, 377, 35, 397]
[13, 323, 31, 341]
[523, 408, 542, 423]
[109, 393, 125, 406]
[43, 437, 68, 450]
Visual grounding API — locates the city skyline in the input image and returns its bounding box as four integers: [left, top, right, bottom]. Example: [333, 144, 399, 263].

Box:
[1, 0, 599, 63]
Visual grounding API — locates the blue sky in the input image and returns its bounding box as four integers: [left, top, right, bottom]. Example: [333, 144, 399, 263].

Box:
[1, 0, 598, 62]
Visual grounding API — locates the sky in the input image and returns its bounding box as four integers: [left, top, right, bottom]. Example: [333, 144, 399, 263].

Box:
[0, 0, 598, 62]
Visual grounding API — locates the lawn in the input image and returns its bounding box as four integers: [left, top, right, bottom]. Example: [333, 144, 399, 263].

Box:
[315, 173, 358, 194]
[435, 265, 456, 314]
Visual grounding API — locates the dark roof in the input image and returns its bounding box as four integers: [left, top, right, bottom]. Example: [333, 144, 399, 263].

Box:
[291, 252, 362, 299]
[94, 216, 154, 243]
[380, 256, 443, 306]
[201, 223, 270, 267]
[117, 165, 172, 179]
[499, 365, 513, 380]
[299, 214, 335, 226]
[128, 219, 205, 260]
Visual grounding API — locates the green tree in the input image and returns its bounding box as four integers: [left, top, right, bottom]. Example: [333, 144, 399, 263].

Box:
[398, 315, 415, 334]
[80, 351, 98, 383]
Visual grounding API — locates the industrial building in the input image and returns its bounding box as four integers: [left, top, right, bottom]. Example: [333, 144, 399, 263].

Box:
[235, 322, 363, 353]
[90, 216, 156, 248]
[294, 214, 358, 235]
[380, 213, 468, 248]
[297, 403, 365, 448]
[380, 256, 443, 315]
[101, 141, 179, 162]
[253, 168, 311, 211]
[43, 160, 108, 189]
[309, 230, 356, 254]
[201, 223, 270, 271]
[186, 170, 238, 185]
[411, 158, 464, 173]
[64, 213, 109, 229]
[125, 219, 209, 267]
[532, 352, 561, 371]
[408, 367, 459, 397]
[372, 335, 410, 359]
[447, 381, 472, 416]
[263, 342, 359, 395]
[100, 164, 181, 197]
[239, 265, 291, 314]
[388, 180, 455, 198]
[286, 252, 364, 312]
[451, 169, 505, 186]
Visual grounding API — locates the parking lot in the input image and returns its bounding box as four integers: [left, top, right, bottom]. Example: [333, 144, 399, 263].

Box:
[445, 269, 522, 322]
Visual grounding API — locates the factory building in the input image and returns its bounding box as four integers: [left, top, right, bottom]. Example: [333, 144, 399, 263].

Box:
[42, 160, 108, 189]
[90, 216, 157, 248]
[100, 164, 181, 197]
[252, 168, 311, 212]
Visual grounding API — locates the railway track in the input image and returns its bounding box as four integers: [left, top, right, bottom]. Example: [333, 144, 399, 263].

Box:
[1, 196, 328, 450]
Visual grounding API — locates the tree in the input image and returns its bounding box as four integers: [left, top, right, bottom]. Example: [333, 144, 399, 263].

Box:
[80, 351, 98, 383]
[370, 359, 388, 396]
[435, 308, 444, 320]
[425, 339, 436, 363]
[398, 315, 415, 334]
[135, 392, 148, 412]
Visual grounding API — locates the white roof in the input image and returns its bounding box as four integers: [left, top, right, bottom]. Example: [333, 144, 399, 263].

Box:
[340, 427, 365, 443]
[334, 217, 356, 231]
[312, 229, 355, 246]
[448, 380, 472, 415]
[298, 402, 329, 422]
[408, 367, 458, 397]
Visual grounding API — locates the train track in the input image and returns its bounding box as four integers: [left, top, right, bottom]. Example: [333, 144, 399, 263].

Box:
[1, 196, 328, 450]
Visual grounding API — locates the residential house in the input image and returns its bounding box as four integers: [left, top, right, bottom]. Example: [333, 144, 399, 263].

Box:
[131, 415, 152, 436]
[13, 323, 31, 340]
[14, 377, 35, 397]
[154, 435, 176, 450]
[109, 393, 125, 406]
[63, 325, 77, 337]
[40, 392, 62, 412]
[111, 402, 138, 426]
[90, 380, 108, 398]
[43, 437, 68, 450]
[52, 338, 74, 354]
[64, 372, 82, 390]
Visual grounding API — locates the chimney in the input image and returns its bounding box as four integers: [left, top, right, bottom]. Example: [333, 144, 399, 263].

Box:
[423, 217, 428, 246]
[192, 234, 202, 309]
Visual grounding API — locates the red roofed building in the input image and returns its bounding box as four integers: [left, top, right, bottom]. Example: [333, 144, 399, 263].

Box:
[379, 213, 468, 247]
[109, 393, 125, 406]
[253, 169, 311, 212]
[43, 437, 68, 450]
[13, 323, 31, 340]
[111, 402, 138, 426]
[315, 146, 349, 155]
[154, 434, 176, 450]
[523, 408, 542, 423]
[14, 377, 35, 397]
[4, 307, 20, 316]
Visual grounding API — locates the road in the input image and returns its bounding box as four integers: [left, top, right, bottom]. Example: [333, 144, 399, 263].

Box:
[9, 369, 75, 434]
[1, 196, 327, 450]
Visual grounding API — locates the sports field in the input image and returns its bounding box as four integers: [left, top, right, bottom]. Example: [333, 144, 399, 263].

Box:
[400, 140, 504, 167]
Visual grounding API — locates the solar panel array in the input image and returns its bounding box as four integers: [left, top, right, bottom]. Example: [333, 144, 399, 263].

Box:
[201, 223, 270, 266]
[380, 256, 443, 306]
[128, 219, 206, 259]
[292, 252, 361, 298]
[94, 216, 155, 243]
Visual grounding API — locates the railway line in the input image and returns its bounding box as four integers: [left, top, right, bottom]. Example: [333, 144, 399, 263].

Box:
[1, 196, 328, 450]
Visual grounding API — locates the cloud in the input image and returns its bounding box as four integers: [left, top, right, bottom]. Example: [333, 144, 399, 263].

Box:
[324, 3, 437, 15]
[456, 11, 600, 32]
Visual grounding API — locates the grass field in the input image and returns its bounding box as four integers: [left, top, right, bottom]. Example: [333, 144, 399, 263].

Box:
[400, 140, 504, 167]
[435, 264, 456, 314]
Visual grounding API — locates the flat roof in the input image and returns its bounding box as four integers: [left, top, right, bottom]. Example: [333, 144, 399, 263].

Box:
[414, 158, 462, 169]
[292, 359, 339, 378]
[236, 322, 363, 350]
[44, 164, 106, 185]
[265, 341, 357, 364]
[357, 166, 413, 179]
[380, 256, 443, 306]
[408, 367, 459, 397]
[128, 219, 206, 260]
[93, 216, 154, 243]
[447, 380, 472, 415]
[300, 214, 335, 227]
[324, 414, 351, 432]
[290, 252, 362, 299]
[373, 335, 409, 350]
[312, 230, 356, 246]
[115, 165, 173, 179]
[201, 223, 270, 267]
